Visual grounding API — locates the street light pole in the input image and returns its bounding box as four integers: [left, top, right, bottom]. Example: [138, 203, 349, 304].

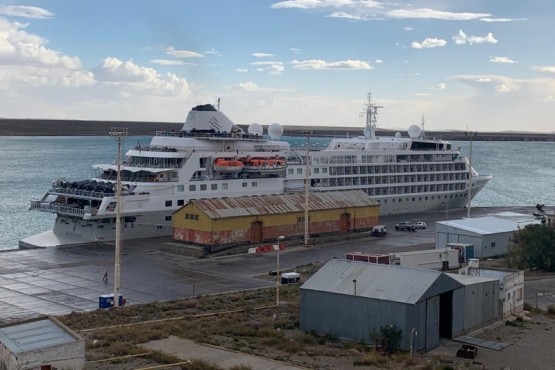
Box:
[110, 127, 128, 307]
[276, 236, 285, 305]
[301, 131, 314, 247]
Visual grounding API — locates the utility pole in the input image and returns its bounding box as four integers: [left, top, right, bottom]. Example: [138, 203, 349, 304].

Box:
[110, 127, 128, 307]
[301, 131, 314, 247]
[465, 131, 477, 218]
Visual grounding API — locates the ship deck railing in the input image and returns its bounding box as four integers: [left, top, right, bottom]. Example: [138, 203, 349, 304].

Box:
[30, 201, 87, 216]
[49, 187, 113, 199]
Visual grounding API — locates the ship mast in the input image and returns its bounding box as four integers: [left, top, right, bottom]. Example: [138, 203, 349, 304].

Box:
[362, 93, 383, 139]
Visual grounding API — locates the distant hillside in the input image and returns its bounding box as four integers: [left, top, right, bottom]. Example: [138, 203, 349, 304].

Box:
[0, 118, 553, 141]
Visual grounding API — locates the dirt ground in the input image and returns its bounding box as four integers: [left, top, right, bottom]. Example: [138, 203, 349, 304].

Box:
[429, 312, 555, 370]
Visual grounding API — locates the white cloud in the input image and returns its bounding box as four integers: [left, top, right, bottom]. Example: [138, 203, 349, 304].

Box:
[289, 59, 372, 70]
[237, 81, 259, 91]
[236, 68, 249, 73]
[452, 30, 497, 45]
[151, 59, 185, 66]
[0, 5, 54, 19]
[375, 59, 383, 63]
[543, 95, 555, 102]
[387, 8, 490, 21]
[437, 83, 447, 90]
[480, 17, 527, 23]
[495, 84, 510, 93]
[203, 48, 221, 56]
[490, 57, 517, 64]
[271, 0, 381, 10]
[533, 66, 555, 74]
[411, 38, 447, 49]
[251, 61, 285, 74]
[403, 27, 413, 31]
[164, 47, 204, 58]
[290, 47, 301, 53]
[252, 52, 274, 58]
[327, 11, 365, 20]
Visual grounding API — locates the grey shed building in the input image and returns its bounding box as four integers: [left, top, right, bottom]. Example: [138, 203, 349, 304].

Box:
[435, 216, 538, 258]
[0, 316, 85, 370]
[300, 259, 499, 352]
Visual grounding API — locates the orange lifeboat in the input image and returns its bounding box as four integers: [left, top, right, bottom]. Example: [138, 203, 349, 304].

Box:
[214, 158, 244, 173]
[243, 157, 287, 174]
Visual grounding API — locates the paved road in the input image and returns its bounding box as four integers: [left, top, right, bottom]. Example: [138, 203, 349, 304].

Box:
[0, 206, 548, 323]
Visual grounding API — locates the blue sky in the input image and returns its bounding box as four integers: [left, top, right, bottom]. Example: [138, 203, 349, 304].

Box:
[0, 0, 554, 133]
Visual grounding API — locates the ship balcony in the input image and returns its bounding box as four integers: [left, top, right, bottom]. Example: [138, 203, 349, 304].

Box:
[30, 201, 91, 217]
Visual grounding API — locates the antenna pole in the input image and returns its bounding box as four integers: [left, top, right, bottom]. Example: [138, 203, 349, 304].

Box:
[362, 93, 383, 139]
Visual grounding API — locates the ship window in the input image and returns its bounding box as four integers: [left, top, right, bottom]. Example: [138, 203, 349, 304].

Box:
[222, 183, 228, 190]
[383, 199, 387, 204]
[177, 185, 184, 192]
[185, 214, 190, 219]
[425, 197, 428, 200]
[189, 185, 196, 191]
[165, 216, 171, 221]
[157, 225, 163, 230]
[412, 197, 416, 201]
[165, 200, 172, 207]
[323, 168, 327, 173]
[200, 184, 207, 191]
[399, 199, 402, 202]
[314, 168, 320, 174]
[297, 168, 302, 174]
[491, 242, 496, 248]
[252, 182, 257, 187]
[178, 199, 184, 206]
[392, 199, 395, 203]
[211, 184, 217, 190]
[242, 182, 247, 187]
[288, 169, 294, 174]
[102, 218, 111, 224]
[297, 216, 305, 223]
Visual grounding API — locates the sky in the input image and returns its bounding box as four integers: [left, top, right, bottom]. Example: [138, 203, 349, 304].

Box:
[0, 0, 554, 133]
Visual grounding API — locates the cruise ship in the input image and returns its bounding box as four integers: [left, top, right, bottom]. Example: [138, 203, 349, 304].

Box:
[20, 95, 492, 248]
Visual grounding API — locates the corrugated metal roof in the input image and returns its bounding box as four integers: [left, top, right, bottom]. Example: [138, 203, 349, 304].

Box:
[0, 318, 79, 353]
[447, 273, 498, 285]
[301, 259, 460, 304]
[436, 216, 538, 235]
[190, 190, 378, 219]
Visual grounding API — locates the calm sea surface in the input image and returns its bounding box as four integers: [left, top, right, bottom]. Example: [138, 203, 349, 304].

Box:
[1, 136, 553, 250]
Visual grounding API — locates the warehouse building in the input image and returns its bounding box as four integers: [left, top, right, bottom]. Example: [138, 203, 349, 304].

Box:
[300, 259, 499, 352]
[172, 190, 379, 250]
[0, 316, 85, 370]
[435, 215, 538, 258]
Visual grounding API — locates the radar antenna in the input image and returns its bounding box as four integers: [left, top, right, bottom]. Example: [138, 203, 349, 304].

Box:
[216, 97, 221, 111]
[420, 115, 426, 138]
[360, 93, 383, 139]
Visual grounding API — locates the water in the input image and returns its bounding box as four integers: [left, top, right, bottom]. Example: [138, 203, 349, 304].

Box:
[1, 136, 553, 250]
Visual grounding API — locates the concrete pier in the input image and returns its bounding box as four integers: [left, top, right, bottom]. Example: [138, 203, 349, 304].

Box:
[1, 206, 553, 323]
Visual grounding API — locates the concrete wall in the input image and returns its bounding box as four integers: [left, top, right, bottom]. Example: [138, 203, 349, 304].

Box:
[0, 340, 85, 370]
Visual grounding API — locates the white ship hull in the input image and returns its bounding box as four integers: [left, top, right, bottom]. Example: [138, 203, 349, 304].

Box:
[21, 97, 492, 248]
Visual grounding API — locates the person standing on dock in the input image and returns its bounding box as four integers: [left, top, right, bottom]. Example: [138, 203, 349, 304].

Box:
[103, 269, 108, 284]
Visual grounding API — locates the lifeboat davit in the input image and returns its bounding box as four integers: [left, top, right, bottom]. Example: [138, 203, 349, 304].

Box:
[242, 157, 287, 174]
[214, 158, 244, 173]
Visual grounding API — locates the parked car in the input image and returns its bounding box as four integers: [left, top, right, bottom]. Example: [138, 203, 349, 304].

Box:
[395, 222, 416, 231]
[413, 221, 427, 229]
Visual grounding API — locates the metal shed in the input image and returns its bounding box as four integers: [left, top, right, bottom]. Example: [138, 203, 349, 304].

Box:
[0, 316, 85, 370]
[435, 215, 538, 258]
[300, 259, 500, 352]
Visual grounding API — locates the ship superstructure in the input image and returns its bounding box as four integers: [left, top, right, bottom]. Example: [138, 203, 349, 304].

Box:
[21, 96, 491, 247]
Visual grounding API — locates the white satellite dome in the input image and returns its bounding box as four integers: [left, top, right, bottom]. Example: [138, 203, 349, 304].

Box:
[268, 123, 283, 140]
[248, 122, 263, 136]
[407, 125, 422, 139]
[395, 132, 401, 138]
